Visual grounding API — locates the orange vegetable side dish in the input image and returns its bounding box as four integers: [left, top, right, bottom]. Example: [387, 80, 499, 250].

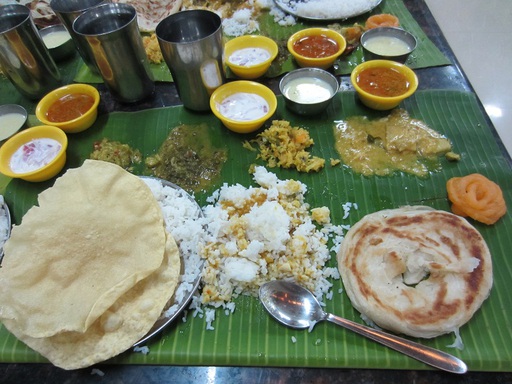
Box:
[357, 67, 410, 97]
[446, 173, 507, 225]
[46, 93, 95, 123]
[366, 14, 400, 30]
[293, 35, 339, 58]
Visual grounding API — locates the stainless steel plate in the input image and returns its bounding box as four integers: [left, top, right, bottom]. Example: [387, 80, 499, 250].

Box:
[134, 177, 204, 346]
[274, 0, 382, 21]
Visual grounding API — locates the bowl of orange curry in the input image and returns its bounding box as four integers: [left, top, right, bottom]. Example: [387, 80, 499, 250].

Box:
[36, 84, 100, 133]
[350, 59, 418, 110]
[287, 28, 346, 70]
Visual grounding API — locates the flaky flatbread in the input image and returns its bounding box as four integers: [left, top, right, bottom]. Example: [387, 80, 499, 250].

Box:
[0, 160, 166, 338]
[3, 233, 180, 370]
[337, 206, 493, 338]
[112, 0, 183, 32]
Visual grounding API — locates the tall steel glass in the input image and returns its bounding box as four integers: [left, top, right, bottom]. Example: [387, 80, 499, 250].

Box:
[156, 10, 225, 111]
[0, 4, 60, 99]
[73, 3, 154, 103]
[50, 0, 109, 75]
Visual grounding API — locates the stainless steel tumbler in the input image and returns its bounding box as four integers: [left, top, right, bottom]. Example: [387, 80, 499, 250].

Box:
[50, 0, 110, 75]
[0, 4, 60, 100]
[156, 10, 225, 111]
[73, 3, 154, 103]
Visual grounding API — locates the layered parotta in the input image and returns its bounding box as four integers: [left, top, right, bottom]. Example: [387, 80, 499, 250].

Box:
[337, 206, 493, 339]
[112, 0, 182, 32]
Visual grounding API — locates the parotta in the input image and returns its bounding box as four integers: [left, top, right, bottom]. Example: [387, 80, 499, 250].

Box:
[337, 206, 493, 339]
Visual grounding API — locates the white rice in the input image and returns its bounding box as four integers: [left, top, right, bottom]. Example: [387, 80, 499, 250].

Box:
[281, 0, 380, 19]
[143, 178, 205, 319]
[196, 166, 348, 329]
[0, 196, 10, 255]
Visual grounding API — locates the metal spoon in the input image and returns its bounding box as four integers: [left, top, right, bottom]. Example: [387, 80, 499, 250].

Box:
[259, 280, 467, 374]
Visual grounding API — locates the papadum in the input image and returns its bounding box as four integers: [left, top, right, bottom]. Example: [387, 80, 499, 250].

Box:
[3, 232, 180, 370]
[0, 160, 166, 338]
[337, 206, 493, 339]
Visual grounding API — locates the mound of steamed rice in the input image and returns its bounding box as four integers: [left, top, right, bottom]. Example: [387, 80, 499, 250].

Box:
[281, 0, 380, 19]
[0, 196, 10, 256]
[142, 178, 205, 319]
[193, 166, 347, 329]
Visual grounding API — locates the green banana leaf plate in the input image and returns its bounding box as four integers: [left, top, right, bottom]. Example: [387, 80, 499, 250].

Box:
[1, 89, 511, 371]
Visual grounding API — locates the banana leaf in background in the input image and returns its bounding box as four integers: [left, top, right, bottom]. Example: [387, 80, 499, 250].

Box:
[1, 90, 511, 371]
[73, 0, 449, 83]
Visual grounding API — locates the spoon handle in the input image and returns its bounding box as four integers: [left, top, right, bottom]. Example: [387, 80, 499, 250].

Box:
[325, 313, 467, 374]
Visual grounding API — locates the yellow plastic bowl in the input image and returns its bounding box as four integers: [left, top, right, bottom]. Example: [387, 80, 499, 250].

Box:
[351, 60, 418, 110]
[287, 28, 347, 70]
[0, 125, 68, 182]
[36, 83, 100, 133]
[224, 35, 279, 79]
[210, 81, 277, 134]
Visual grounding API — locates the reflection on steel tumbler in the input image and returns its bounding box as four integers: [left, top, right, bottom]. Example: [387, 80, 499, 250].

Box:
[50, 0, 110, 75]
[156, 10, 226, 111]
[0, 4, 60, 100]
[73, 3, 154, 103]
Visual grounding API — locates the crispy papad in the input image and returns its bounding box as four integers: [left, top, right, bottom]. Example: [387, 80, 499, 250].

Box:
[0, 160, 166, 338]
[337, 206, 493, 339]
[3, 233, 180, 370]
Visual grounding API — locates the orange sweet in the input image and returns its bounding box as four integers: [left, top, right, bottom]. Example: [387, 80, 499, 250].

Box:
[365, 14, 400, 30]
[446, 173, 507, 225]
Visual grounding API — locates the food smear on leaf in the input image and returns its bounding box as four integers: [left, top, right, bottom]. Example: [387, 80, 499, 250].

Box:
[333, 109, 459, 177]
[145, 123, 227, 193]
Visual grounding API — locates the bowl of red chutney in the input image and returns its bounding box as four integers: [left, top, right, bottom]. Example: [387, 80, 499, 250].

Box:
[287, 27, 346, 70]
[36, 84, 100, 133]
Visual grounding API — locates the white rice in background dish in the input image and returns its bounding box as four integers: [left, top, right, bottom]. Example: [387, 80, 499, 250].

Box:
[195, 166, 345, 328]
[280, 0, 380, 19]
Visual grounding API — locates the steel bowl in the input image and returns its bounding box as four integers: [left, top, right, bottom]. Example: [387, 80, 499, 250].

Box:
[280, 68, 339, 116]
[39, 24, 75, 61]
[361, 27, 417, 63]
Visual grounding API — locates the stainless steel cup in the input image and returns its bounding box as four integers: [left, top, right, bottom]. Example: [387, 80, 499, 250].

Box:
[0, 4, 60, 100]
[73, 3, 154, 103]
[156, 10, 225, 111]
[50, 0, 109, 75]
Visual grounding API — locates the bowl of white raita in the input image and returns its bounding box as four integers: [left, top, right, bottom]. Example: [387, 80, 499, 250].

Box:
[279, 68, 339, 116]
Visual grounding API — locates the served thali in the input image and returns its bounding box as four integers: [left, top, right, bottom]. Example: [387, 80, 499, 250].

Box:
[0, 0, 511, 375]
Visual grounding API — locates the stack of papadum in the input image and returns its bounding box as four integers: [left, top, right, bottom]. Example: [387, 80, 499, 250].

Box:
[337, 206, 493, 339]
[0, 160, 181, 370]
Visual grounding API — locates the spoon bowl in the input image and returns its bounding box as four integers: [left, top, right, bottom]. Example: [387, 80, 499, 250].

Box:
[259, 280, 467, 374]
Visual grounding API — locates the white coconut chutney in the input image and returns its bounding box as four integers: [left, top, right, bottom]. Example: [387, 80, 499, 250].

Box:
[283, 77, 334, 104]
[0, 113, 26, 141]
[363, 35, 412, 56]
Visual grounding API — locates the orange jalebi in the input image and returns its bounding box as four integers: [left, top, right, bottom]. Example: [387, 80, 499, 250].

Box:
[365, 14, 400, 30]
[446, 173, 507, 225]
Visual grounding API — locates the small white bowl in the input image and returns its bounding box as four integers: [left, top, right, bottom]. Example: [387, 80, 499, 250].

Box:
[0, 104, 28, 142]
